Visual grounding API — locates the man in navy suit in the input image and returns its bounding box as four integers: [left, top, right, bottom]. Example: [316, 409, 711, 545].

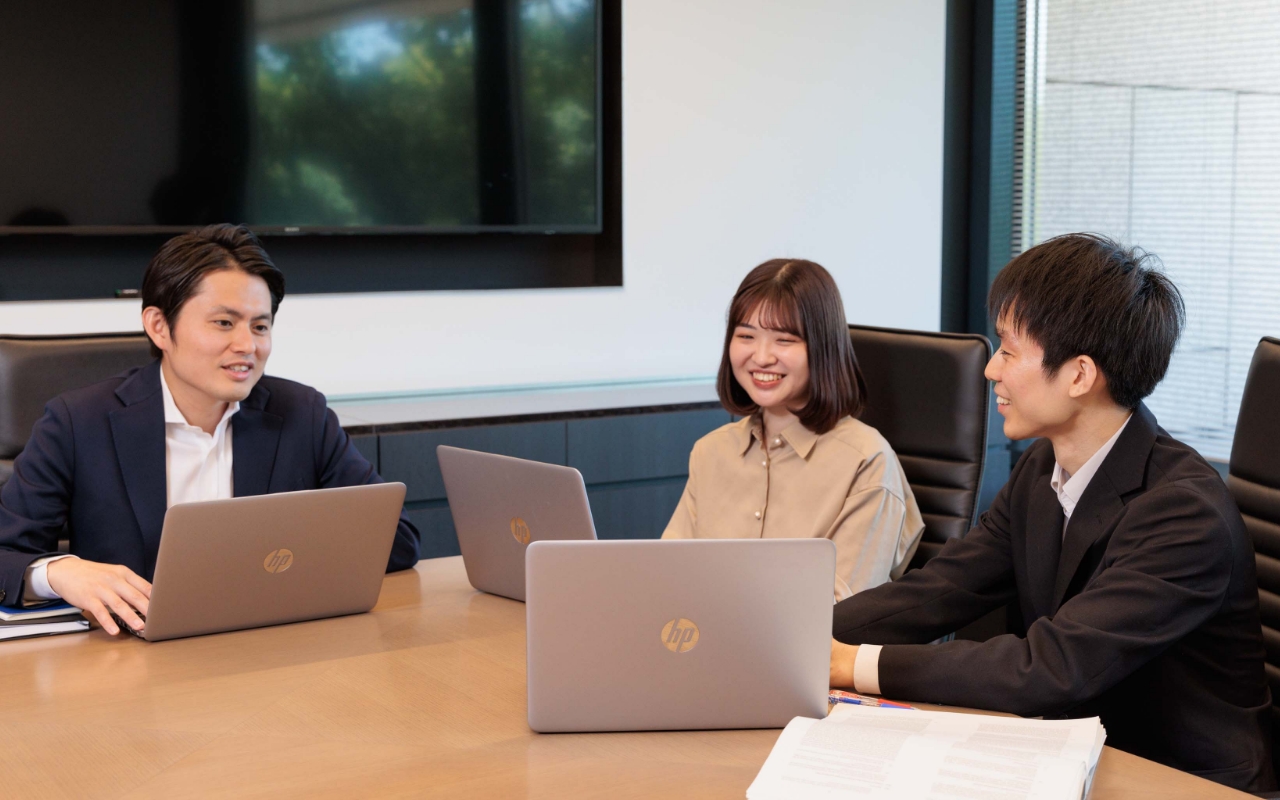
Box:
[0, 224, 420, 633]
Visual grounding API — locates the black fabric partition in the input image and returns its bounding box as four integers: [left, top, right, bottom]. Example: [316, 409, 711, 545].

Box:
[849, 324, 992, 569]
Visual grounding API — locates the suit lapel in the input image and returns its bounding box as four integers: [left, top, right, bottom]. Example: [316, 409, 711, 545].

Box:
[1051, 404, 1157, 611]
[232, 384, 282, 498]
[108, 362, 167, 570]
[1052, 491, 1125, 612]
[1025, 472, 1065, 618]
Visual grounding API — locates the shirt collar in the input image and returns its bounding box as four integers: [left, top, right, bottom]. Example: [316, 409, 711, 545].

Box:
[740, 416, 820, 459]
[779, 420, 819, 459]
[159, 366, 239, 434]
[1050, 414, 1132, 519]
[735, 418, 756, 456]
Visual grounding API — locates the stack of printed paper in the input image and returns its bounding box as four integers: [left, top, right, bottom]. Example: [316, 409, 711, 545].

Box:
[747, 703, 1106, 800]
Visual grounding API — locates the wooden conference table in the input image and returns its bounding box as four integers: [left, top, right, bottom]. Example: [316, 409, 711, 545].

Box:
[2, 557, 1250, 799]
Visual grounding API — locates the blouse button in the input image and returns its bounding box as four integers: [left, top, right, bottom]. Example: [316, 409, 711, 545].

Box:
[754, 511, 761, 519]
[773, 438, 781, 446]
[761, 460, 768, 467]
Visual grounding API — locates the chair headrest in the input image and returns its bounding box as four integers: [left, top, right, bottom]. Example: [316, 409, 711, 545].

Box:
[849, 325, 991, 463]
[1230, 337, 1280, 488]
[0, 334, 153, 458]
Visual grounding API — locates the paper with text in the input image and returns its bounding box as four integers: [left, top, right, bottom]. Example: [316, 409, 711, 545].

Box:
[747, 704, 1105, 800]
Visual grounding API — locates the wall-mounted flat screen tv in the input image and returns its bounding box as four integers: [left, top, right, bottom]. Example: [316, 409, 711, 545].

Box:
[0, 0, 600, 234]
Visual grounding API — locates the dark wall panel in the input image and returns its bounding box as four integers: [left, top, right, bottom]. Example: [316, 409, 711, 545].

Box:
[375, 402, 725, 559]
[586, 478, 686, 540]
[380, 421, 566, 503]
[567, 409, 728, 485]
[349, 433, 379, 471]
[406, 504, 460, 560]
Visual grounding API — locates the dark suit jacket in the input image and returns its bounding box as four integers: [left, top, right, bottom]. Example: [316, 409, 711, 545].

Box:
[833, 403, 1274, 791]
[0, 361, 419, 604]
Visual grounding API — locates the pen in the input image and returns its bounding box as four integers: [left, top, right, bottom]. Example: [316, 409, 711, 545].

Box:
[828, 690, 914, 710]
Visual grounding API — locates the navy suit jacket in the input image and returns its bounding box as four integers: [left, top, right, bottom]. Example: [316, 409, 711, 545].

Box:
[0, 361, 419, 605]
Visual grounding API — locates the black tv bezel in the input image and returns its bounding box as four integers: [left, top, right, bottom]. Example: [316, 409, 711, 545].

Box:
[1, 1, 605, 238]
[0, 0, 621, 301]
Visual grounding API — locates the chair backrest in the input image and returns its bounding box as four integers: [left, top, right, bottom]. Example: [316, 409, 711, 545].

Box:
[1227, 336, 1280, 764]
[0, 333, 154, 463]
[849, 324, 992, 569]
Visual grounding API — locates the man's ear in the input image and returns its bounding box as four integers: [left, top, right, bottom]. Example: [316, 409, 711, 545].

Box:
[141, 306, 172, 355]
[1066, 354, 1102, 399]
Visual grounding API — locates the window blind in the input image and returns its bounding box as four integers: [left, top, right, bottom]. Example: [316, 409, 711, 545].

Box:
[1019, 0, 1280, 460]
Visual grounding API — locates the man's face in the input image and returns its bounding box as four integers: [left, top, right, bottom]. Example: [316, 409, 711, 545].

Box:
[984, 319, 1078, 441]
[159, 268, 273, 405]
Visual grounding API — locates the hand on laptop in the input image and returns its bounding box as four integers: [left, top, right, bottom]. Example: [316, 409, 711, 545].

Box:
[46, 558, 151, 635]
[830, 639, 859, 688]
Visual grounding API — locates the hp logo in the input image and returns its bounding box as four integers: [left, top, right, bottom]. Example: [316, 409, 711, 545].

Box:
[263, 548, 294, 573]
[661, 618, 700, 653]
[510, 517, 531, 545]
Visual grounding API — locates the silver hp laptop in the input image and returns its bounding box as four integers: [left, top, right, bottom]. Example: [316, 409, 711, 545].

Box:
[140, 482, 406, 641]
[526, 538, 835, 732]
[437, 445, 597, 602]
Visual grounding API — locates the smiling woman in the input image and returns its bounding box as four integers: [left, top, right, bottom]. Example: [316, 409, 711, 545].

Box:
[662, 259, 926, 601]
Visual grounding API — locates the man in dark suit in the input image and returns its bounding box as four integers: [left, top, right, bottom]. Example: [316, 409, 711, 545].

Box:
[830, 233, 1274, 791]
[0, 224, 419, 633]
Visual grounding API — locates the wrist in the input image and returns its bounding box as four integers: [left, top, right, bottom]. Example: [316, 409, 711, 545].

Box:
[44, 555, 77, 590]
[830, 640, 859, 688]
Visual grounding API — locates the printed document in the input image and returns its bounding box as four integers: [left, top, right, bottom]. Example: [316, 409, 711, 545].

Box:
[747, 703, 1105, 800]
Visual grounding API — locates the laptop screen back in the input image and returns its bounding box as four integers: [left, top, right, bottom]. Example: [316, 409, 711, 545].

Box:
[144, 482, 405, 641]
[438, 445, 596, 602]
[526, 538, 835, 732]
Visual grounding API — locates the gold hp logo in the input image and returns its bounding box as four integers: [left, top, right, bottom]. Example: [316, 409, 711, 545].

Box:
[661, 618, 700, 653]
[263, 549, 294, 573]
[510, 517, 531, 545]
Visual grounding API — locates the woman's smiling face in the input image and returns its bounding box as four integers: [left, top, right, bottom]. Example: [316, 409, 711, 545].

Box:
[729, 304, 810, 416]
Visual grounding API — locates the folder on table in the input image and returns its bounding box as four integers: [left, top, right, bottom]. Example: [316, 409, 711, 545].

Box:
[0, 603, 89, 642]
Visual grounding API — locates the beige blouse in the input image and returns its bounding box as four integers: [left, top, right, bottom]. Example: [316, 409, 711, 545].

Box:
[662, 416, 925, 600]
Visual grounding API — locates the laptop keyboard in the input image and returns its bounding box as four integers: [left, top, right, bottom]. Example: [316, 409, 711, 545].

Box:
[110, 611, 147, 639]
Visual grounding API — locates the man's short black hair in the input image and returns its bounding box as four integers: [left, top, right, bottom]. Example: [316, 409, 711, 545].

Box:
[141, 224, 286, 358]
[988, 232, 1184, 409]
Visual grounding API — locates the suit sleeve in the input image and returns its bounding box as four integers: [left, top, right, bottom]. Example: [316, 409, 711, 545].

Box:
[312, 395, 420, 573]
[874, 484, 1235, 717]
[832, 444, 1030, 644]
[0, 398, 76, 604]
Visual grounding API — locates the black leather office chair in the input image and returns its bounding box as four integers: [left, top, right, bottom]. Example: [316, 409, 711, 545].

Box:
[849, 324, 992, 570]
[1228, 336, 1280, 779]
[0, 333, 153, 487]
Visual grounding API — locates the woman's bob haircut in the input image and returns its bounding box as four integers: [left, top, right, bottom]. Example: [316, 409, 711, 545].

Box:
[717, 258, 867, 435]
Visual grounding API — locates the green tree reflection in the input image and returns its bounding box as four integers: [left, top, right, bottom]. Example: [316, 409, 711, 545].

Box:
[251, 0, 596, 228]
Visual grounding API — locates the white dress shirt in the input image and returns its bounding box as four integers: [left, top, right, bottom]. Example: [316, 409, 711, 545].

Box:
[850, 414, 1133, 696]
[25, 369, 239, 601]
[1049, 415, 1132, 528]
[159, 369, 239, 510]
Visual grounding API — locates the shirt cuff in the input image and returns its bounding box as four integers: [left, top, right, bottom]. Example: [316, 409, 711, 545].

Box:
[23, 554, 78, 603]
[852, 643, 883, 695]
